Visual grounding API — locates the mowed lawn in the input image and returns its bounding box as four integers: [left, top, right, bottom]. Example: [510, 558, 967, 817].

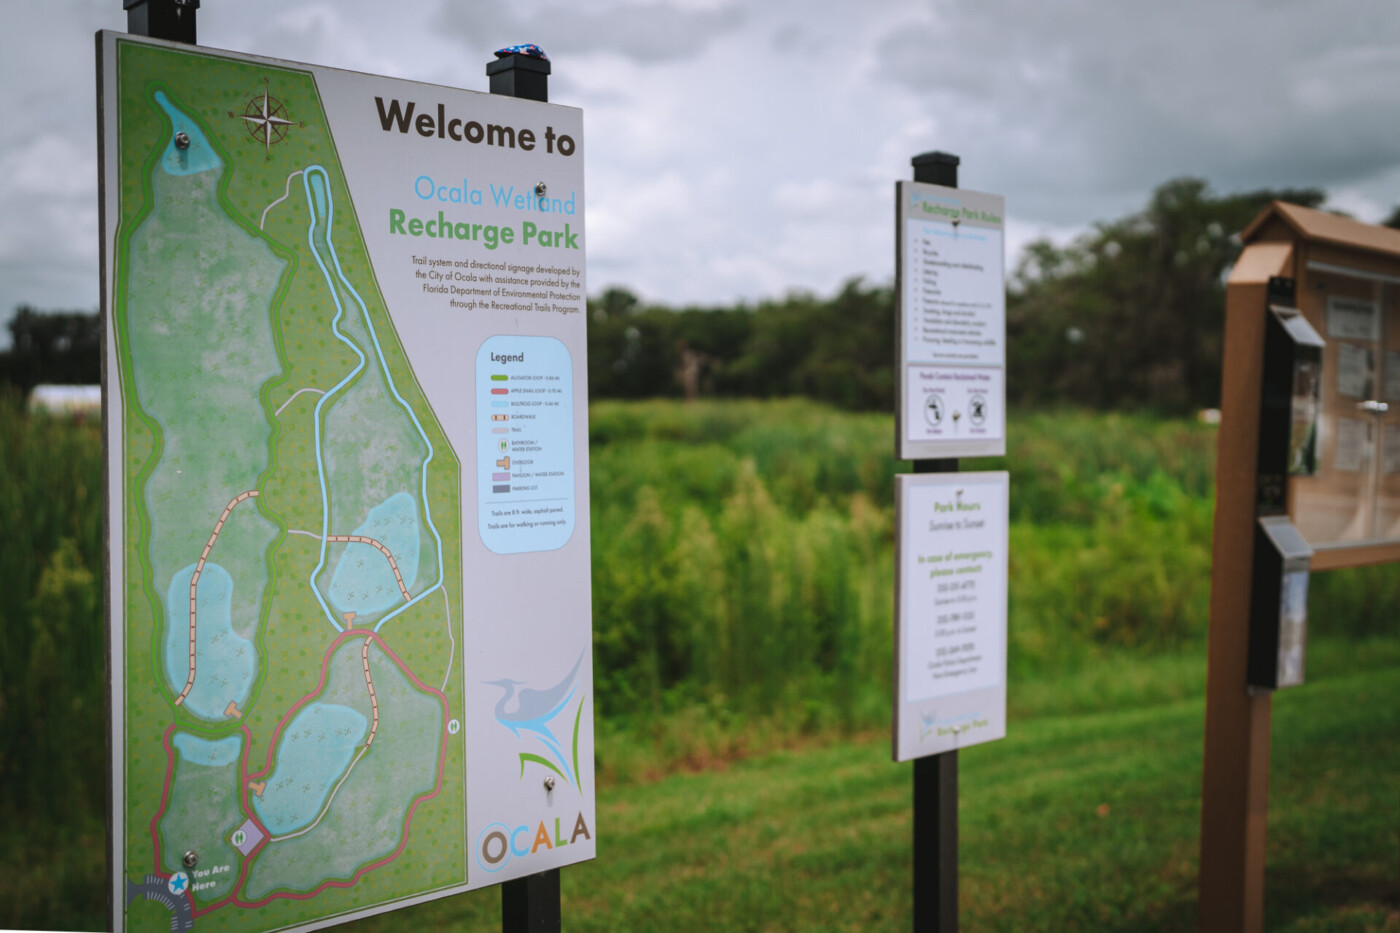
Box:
[4, 399, 1395, 931]
[345, 640, 1399, 933]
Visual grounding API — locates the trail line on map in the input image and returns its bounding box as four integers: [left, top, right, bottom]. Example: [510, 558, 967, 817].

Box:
[149, 722, 265, 915]
[327, 534, 411, 602]
[175, 489, 259, 707]
[267, 746, 367, 844]
[361, 636, 381, 746]
[439, 585, 455, 693]
[298, 164, 446, 635]
[225, 628, 449, 911]
[244, 629, 445, 790]
[148, 723, 182, 873]
[285, 528, 412, 602]
[273, 386, 326, 416]
[260, 168, 304, 230]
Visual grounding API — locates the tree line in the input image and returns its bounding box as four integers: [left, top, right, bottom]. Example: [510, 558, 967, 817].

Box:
[588, 178, 1333, 414]
[5, 178, 1372, 413]
[0, 307, 101, 396]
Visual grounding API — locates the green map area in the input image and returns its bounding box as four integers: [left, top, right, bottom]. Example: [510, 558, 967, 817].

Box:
[111, 40, 465, 933]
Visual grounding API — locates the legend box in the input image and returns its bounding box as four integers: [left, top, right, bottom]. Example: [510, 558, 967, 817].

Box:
[475, 335, 576, 554]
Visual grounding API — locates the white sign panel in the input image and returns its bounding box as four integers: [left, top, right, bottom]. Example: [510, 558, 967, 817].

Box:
[893, 472, 1008, 762]
[896, 181, 1006, 459]
[100, 32, 593, 933]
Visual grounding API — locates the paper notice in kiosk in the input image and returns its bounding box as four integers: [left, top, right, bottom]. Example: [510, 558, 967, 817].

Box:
[1336, 344, 1374, 398]
[1326, 295, 1379, 341]
[1386, 351, 1400, 401]
[1384, 426, 1400, 476]
[1334, 417, 1371, 473]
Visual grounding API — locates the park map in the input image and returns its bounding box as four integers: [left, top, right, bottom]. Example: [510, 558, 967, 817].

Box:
[108, 39, 467, 932]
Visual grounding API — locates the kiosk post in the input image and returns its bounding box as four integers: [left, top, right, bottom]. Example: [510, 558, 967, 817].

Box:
[1199, 242, 1283, 933]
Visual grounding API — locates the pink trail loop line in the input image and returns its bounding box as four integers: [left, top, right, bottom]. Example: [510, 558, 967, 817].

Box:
[199, 630, 449, 914]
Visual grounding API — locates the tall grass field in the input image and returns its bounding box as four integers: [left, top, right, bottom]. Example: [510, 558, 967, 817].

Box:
[1, 393, 1396, 930]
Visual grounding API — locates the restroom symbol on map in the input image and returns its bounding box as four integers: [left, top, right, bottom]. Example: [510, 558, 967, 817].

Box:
[230, 819, 264, 856]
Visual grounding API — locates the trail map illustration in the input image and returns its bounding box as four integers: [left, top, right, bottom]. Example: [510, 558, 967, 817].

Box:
[103, 34, 595, 933]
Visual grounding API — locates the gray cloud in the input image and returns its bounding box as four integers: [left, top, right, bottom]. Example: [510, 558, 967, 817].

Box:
[876, 0, 1400, 222]
[436, 1, 744, 64]
[6, 0, 1400, 331]
[0, 1, 123, 328]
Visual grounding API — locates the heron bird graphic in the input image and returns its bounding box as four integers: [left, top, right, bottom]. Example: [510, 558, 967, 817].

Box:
[486, 651, 584, 785]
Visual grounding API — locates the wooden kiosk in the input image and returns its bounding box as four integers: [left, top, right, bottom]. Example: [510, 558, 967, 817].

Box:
[1200, 202, 1400, 930]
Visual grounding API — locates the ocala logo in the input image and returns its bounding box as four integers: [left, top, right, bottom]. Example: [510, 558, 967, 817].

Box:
[476, 811, 593, 873]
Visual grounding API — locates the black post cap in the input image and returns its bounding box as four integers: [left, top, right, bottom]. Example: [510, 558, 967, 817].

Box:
[912, 151, 960, 187]
[487, 53, 551, 103]
[125, 0, 199, 45]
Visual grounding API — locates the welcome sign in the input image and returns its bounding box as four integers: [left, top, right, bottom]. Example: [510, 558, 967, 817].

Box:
[99, 32, 594, 933]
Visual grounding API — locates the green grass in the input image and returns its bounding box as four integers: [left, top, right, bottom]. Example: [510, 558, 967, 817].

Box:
[9, 641, 1395, 931]
[330, 640, 1399, 933]
[3, 396, 1398, 930]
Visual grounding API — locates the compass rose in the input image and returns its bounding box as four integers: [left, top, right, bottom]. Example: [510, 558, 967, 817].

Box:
[228, 80, 303, 158]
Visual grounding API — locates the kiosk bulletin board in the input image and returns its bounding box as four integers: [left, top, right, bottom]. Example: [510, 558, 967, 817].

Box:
[1239, 201, 1400, 569]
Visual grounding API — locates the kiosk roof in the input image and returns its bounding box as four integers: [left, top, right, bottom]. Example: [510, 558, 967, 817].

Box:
[1241, 200, 1400, 259]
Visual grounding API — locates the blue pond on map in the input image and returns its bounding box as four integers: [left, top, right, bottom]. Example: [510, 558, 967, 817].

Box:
[328, 491, 421, 617]
[253, 702, 368, 835]
[155, 91, 221, 176]
[172, 732, 243, 769]
[164, 562, 257, 720]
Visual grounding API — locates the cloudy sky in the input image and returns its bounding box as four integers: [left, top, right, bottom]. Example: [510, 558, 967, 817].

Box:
[4, 0, 1400, 339]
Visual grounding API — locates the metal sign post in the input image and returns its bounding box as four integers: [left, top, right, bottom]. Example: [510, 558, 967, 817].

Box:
[489, 43, 564, 933]
[895, 151, 1009, 932]
[911, 150, 961, 933]
[125, 0, 199, 45]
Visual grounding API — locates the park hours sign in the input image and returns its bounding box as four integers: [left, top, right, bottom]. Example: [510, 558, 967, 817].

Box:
[893, 472, 1009, 761]
[99, 32, 594, 933]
